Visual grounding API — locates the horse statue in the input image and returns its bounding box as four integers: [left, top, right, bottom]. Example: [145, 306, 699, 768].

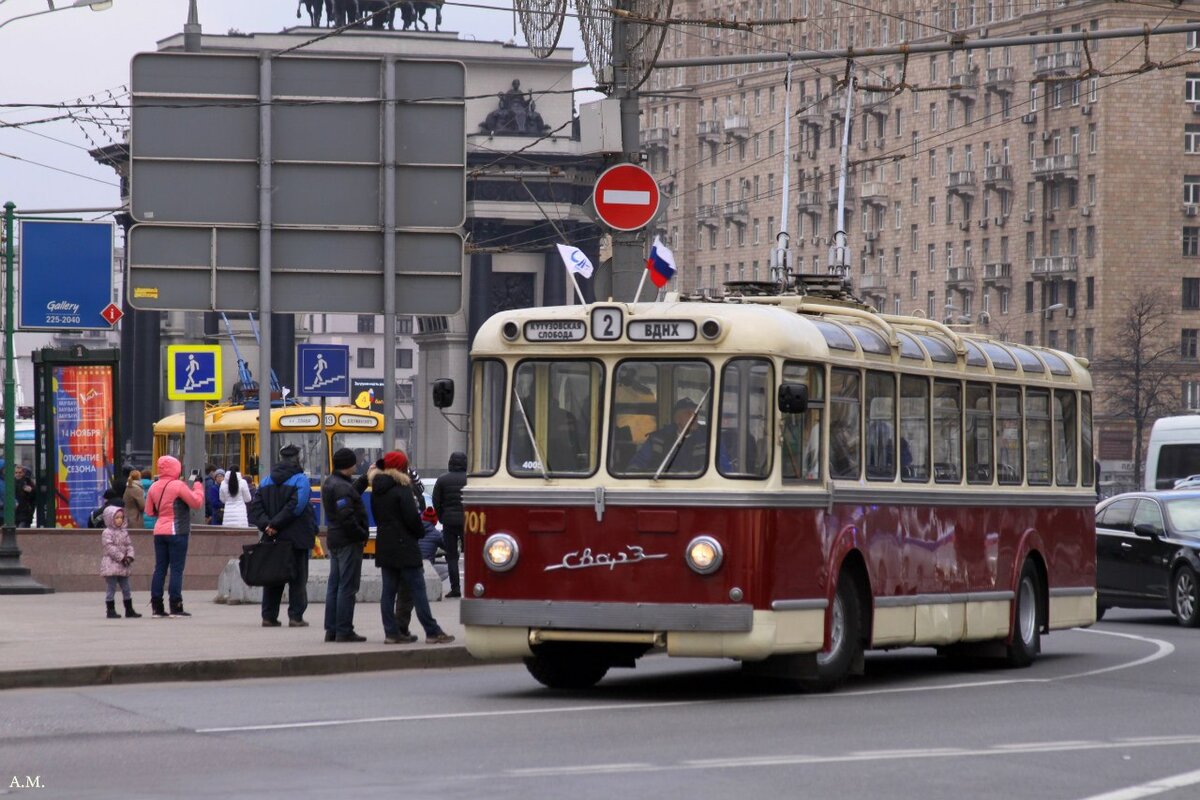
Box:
[358, 0, 398, 29]
[296, 0, 331, 26]
[399, 0, 443, 31]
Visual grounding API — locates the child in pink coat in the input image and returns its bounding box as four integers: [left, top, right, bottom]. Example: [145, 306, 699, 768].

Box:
[100, 506, 142, 619]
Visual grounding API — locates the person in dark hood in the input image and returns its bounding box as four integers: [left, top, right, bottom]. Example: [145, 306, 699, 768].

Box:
[322, 447, 370, 643]
[248, 443, 317, 628]
[432, 451, 467, 598]
[371, 450, 454, 645]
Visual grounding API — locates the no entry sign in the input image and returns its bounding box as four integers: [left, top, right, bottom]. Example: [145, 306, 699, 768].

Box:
[593, 163, 661, 232]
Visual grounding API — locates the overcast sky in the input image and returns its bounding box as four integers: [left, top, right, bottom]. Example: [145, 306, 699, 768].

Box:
[0, 0, 587, 219]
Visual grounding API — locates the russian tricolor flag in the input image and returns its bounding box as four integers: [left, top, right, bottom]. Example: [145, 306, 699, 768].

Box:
[645, 236, 676, 288]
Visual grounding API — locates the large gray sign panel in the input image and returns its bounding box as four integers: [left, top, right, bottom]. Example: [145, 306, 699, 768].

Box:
[128, 52, 465, 314]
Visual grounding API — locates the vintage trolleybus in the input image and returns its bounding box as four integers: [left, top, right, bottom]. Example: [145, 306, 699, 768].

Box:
[447, 292, 1096, 690]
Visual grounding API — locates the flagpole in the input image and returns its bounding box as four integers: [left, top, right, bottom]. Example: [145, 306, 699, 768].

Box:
[568, 270, 588, 305]
[633, 268, 649, 304]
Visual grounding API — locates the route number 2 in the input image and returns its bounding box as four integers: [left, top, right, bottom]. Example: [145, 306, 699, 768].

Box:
[591, 307, 622, 341]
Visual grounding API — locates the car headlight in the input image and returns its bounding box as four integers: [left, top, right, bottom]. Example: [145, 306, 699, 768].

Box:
[685, 535, 723, 575]
[483, 533, 519, 572]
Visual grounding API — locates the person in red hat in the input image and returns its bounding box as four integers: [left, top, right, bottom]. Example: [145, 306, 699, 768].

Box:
[371, 451, 455, 645]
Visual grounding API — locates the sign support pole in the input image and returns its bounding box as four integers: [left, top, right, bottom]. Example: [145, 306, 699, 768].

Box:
[0, 201, 50, 593]
[610, 0, 645, 302]
[383, 60, 397, 455]
[257, 55, 274, 479]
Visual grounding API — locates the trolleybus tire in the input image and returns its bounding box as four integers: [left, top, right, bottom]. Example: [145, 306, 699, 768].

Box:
[524, 653, 611, 690]
[1171, 565, 1200, 627]
[1005, 559, 1043, 668]
[1095, 602, 1107, 622]
[805, 572, 864, 692]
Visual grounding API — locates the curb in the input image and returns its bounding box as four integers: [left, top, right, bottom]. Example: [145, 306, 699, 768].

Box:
[0, 646, 509, 691]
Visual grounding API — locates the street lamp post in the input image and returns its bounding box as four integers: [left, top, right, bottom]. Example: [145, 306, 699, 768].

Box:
[0, 0, 112, 31]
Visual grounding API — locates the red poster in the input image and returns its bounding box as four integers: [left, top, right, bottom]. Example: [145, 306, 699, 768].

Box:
[52, 365, 115, 528]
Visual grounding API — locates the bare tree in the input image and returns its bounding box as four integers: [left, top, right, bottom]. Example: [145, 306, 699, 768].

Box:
[1093, 291, 1181, 483]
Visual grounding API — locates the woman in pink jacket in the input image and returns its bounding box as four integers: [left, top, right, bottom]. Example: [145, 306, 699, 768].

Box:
[144, 455, 205, 618]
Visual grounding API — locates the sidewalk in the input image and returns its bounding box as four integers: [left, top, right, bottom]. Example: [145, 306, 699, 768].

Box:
[0, 591, 477, 691]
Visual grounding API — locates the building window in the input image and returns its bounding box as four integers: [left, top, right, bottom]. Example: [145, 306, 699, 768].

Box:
[1189, 125, 1200, 154]
[1086, 226, 1096, 258]
[911, 270, 918, 299]
[927, 243, 936, 272]
[1189, 177, 1200, 205]
[358, 348, 375, 369]
[398, 316, 413, 335]
[1187, 226, 1200, 257]
[357, 315, 376, 333]
[1189, 74, 1200, 102]
[910, 224, 918, 253]
[1184, 329, 1200, 361]
[1025, 281, 1034, 313]
[1186, 278, 1200, 311]
[397, 382, 414, 404]
[1185, 381, 1200, 411]
[396, 348, 414, 369]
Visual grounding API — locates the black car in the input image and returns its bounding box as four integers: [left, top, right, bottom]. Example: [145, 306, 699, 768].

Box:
[1095, 490, 1200, 626]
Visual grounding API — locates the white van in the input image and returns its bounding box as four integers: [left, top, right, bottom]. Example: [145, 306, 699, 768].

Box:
[1145, 415, 1200, 490]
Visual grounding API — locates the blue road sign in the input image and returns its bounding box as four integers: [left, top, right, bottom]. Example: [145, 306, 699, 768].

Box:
[166, 345, 223, 401]
[296, 344, 350, 398]
[18, 220, 115, 331]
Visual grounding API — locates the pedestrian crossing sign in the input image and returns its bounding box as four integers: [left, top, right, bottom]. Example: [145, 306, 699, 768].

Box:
[166, 344, 222, 401]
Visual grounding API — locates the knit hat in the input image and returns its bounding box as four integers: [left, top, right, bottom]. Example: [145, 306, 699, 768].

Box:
[382, 450, 408, 471]
[332, 448, 357, 470]
[278, 443, 300, 459]
[421, 507, 438, 524]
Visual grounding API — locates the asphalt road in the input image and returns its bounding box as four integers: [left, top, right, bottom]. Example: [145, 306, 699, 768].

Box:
[3, 609, 1200, 800]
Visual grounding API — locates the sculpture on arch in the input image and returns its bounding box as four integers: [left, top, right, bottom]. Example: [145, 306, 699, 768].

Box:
[479, 80, 551, 136]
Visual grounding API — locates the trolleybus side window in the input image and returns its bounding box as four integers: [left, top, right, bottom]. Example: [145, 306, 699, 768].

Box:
[718, 359, 773, 479]
[271, 432, 328, 484]
[1082, 393, 1095, 487]
[865, 371, 897, 481]
[781, 362, 824, 482]
[829, 368, 861, 480]
[471, 360, 505, 476]
[508, 360, 603, 478]
[996, 385, 1023, 485]
[1026, 388, 1052, 485]
[966, 382, 994, 484]
[933, 379, 963, 483]
[333, 433, 383, 479]
[900, 375, 931, 482]
[610, 360, 713, 478]
[1055, 389, 1078, 486]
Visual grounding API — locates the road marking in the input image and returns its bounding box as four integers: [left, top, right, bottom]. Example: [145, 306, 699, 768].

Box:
[602, 189, 651, 205]
[508, 763, 656, 777]
[195, 699, 707, 734]
[195, 628, 1172, 734]
[1074, 767, 1200, 800]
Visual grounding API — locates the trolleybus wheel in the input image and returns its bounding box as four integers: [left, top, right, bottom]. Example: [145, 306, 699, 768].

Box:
[1171, 565, 1200, 627]
[806, 573, 863, 692]
[524, 652, 610, 690]
[1005, 559, 1042, 668]
[1095, 600, 1107, 622]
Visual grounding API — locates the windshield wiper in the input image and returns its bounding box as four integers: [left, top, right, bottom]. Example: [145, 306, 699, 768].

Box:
[512, 388, 549, 479]
[654, 388, 712, 481]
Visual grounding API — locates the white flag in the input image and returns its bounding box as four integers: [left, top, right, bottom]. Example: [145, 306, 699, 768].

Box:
[556, 243, 595, 279]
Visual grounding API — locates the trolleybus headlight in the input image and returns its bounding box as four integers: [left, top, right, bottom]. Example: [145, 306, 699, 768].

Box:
[701, 319, 721, 340]
[685, 535, 723, 575]
[483, 533, 519, 572]
[502, 321, 520, 341]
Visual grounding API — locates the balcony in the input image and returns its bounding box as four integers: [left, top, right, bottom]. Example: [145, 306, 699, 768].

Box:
[697, 119, 723, 143]
[641, 127, 669, 150]
[829, 90, 847, 122]
[1033, 50, 1081, 78]
[1032, 255, 1079, 278]
[723, 200, 749, 225]
[984, 66, 1015, 93]
[696, 204, 721, 229]
[946, 170, 978, 196]
[796, 190, 823, 214]
[1031, 153, 1080, 182]
[797, 97, 826, 128]
[860, 272, 888, 290]
[724, 115, 750, 140]
[859, 181, 888, 207]
[949, 72, 978, 102]
[982, 261, 1012, 288]
[863, 91, 891, 117]
[983, 163, 1013, 191]
[945, 266, 975, 289]
[826, 186, 856, 207]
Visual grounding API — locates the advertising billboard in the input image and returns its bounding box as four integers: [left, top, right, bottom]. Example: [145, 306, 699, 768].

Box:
[51, 364, 116, 528]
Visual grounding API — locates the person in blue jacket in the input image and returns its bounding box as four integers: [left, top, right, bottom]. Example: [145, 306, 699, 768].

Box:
[248, 444, 317, 628]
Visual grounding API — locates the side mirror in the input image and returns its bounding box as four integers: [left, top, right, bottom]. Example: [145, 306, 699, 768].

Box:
[432, 378, 455, 409]
[777, 383, 809, 414]
[1133, 522, 1161, 538]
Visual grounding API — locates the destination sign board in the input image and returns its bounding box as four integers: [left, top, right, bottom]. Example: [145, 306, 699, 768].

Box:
[524, 320, 587, 342]
[627, 320, 697, 342]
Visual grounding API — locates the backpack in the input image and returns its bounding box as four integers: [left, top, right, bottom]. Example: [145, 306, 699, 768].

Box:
[88, 506, 106, 529]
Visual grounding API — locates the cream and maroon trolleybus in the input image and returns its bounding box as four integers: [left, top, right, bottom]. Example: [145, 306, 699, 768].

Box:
[437, 290, 1096, 690]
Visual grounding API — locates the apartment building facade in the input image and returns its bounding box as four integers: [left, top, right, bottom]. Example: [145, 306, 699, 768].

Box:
[642, 0, 1200, 491]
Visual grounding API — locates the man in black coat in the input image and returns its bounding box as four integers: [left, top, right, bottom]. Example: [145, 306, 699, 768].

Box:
[432, 451, 467, 598]
[372, 450, 454, 645]
[323, 448, 370, 643]
[248, 444, 317, 628]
